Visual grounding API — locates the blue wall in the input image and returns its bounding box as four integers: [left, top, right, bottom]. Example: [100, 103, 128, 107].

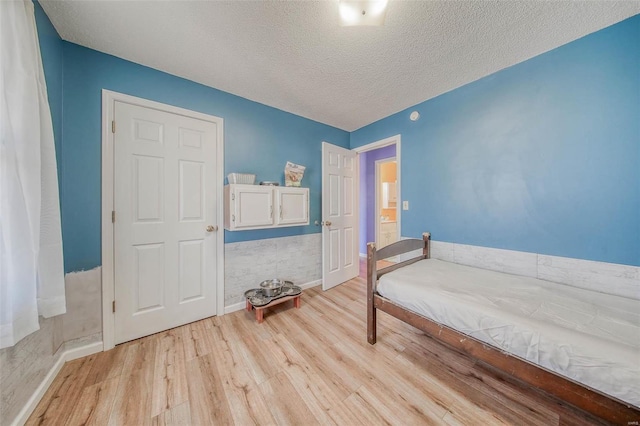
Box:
[60, 43, 348, 272]
[358, 145, 396, 254]
[351, 15, 640, 266]
[34, 5, 348, 273]
[34, 5, 639, 270]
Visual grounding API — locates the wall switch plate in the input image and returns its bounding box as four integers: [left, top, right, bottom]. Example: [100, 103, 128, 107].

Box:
[402, 201, 409, 210]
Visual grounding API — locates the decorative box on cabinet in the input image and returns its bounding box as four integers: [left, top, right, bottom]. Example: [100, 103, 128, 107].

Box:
[224, 184, 309, 230]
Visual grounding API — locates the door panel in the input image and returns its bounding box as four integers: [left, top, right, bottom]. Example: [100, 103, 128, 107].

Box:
[114, 101, 219, 344]
[322, 142, 358, 290]
[134, 156, 164, 222]
[134, 243, 164, 312]
[179, 160, 205, 221]
[179, 239, 204, 302]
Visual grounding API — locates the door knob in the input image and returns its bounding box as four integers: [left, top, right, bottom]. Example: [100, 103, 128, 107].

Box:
[206, 225, 218, 232]
[321, 221, 332, 227]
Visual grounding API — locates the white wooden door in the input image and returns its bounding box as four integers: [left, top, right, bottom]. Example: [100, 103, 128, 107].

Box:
[322, 142, 358, 290]
[114, 101, 219, 344]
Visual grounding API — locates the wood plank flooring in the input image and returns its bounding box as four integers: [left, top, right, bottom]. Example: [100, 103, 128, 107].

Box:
[27, 277, 607, 425]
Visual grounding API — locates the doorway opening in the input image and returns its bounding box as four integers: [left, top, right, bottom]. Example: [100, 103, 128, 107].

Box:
[354, 135, 401, 261]
[375, 158, 398, 249]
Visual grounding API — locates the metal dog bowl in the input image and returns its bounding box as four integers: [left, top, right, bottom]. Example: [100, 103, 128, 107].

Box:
[259, 279, 284, 297]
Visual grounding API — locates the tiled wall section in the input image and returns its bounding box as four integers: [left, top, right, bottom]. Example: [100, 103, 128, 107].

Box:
[61, 268, 102, 341]
[0, 316, 62, 424]
[225, 234, 322, 306]
[0, 268, 102, 425]
[430, 240, 639, 300]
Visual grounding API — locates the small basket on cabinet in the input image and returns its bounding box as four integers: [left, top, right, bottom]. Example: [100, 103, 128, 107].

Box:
[227, 173, 256, 185]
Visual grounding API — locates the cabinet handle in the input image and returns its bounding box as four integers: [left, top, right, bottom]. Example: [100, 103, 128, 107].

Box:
[280, 208, 283, 219]
[270, 205, 273, 218]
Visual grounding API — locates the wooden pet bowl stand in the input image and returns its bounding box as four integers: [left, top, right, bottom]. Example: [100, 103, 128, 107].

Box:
[246, 294, 301, 323]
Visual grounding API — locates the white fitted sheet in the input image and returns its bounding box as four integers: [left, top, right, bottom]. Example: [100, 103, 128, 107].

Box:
[377, 258, 640, 407]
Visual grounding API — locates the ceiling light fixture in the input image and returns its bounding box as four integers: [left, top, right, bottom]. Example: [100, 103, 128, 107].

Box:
[339, 0, 389, 26]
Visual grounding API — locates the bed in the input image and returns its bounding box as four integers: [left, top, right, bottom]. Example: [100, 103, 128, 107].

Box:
[366, 233, 640, 423]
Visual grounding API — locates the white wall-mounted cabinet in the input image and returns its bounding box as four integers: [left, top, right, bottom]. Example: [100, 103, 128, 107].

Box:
[224, 184, 309, 230]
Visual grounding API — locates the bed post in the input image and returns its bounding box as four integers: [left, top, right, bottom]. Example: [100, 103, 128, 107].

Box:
[367, 242, 377, 344]
[423, 232, 431, 259]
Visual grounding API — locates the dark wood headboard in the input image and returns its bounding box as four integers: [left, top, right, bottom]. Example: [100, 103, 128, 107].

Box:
[367, 232, 430, 284]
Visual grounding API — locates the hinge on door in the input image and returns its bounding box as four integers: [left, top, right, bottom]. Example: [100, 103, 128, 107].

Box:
[112, 300, 116, 313]
[111, 120, 116, 133]
[231, 193, 235, 201]
[112, 211, 116, 223]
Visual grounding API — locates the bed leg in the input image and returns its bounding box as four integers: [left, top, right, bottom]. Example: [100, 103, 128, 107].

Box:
[367, 242, 377, 345]
[368, 305, 377, 344]
[423, 232, 431, 259]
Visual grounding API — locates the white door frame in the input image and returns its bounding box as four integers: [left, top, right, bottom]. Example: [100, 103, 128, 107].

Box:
[354, 134, 401, 250]
[374, 157, 397, 248]
[101, 90, 225, 350]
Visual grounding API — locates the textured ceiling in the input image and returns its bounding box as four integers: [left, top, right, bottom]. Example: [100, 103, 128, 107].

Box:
[40, 1, 640, 131]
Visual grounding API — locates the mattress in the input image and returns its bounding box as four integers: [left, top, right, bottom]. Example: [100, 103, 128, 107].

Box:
[377, 258, 640, 407]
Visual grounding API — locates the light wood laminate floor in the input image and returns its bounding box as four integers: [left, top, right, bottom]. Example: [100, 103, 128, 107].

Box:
[27, 278, 606, 425]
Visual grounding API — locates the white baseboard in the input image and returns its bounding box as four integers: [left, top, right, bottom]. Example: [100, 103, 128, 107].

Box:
[66, 341, 103, 361]
[12, 341, 103, 426]
[224, 301, 247, 315]
[224, 279, 322, 314]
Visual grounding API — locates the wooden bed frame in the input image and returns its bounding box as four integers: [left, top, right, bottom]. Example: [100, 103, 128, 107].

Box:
[366, 232, 640, 423]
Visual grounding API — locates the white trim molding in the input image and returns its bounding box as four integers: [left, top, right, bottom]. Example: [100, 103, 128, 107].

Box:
[101, 90, 225, 350]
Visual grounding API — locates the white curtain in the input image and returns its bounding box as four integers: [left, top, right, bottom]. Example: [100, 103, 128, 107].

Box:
[0, 0, 66, 349]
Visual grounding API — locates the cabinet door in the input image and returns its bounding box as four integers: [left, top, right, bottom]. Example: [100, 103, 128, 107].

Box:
[388, 182, 397, 202]
[382, 182, 397, 208]
[231, 185, 274, 229]
[276, 187, 309, 226]
[379, 231, 389, 248]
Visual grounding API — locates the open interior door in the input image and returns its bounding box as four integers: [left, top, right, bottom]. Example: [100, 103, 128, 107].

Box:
[322, 142, 358, 290]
